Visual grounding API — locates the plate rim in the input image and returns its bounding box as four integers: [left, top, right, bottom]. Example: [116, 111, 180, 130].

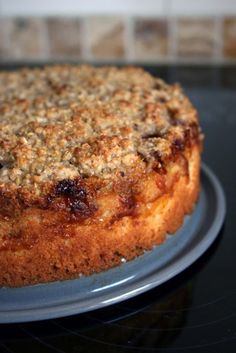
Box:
[0, 163, 226, 323]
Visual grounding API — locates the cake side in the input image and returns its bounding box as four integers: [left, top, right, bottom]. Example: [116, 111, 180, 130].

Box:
[0, 145, 200, 287]
[0, 65, 202, 287]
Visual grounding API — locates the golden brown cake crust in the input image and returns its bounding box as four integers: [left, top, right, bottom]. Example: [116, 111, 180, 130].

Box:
[0, 65, 202, 287]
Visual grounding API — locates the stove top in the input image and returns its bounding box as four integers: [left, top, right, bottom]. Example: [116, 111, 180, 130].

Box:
[0, 65, 236, 353]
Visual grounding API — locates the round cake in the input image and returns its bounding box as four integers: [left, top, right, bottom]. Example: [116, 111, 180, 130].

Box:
[0, 65, 202, 287]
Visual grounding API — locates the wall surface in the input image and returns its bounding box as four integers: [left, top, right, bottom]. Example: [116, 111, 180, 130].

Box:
[0, 0, 236, 64]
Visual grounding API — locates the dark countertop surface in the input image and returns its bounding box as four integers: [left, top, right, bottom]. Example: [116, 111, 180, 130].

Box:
[0, 64, 236, 353]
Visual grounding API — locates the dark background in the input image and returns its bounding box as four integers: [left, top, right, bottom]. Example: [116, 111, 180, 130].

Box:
[0, 64, 236, 353]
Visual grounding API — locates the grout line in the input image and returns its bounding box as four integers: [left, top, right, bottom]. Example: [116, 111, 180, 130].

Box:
[215, 15, 224, 62]
[169, 16, 178, 61]
[82, 16, 92, 62]
[125, 16, 134, 62]
[40, 18, 50, 60]
[167, 16, 172, 61]
[0, 57, 236, 65]
[80, 17, 88, 61]
[1, 17, 12, 60]
[167, 0, 177, 61]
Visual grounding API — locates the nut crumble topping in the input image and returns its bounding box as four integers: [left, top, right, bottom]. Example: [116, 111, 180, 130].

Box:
[0, 65, 200, 194]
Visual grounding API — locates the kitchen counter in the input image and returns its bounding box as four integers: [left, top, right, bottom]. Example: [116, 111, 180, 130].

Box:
[0, 64, 236, 353]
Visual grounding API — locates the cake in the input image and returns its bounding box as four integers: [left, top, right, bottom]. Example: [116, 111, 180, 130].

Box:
[0, 65, 202, 287]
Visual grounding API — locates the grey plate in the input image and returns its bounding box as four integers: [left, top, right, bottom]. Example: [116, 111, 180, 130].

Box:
[0, 164, 226, 323]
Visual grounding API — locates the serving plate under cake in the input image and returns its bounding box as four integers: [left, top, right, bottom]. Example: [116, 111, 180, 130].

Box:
[0, 164, 226, 323]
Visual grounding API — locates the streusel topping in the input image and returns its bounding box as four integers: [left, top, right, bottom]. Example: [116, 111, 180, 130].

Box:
[0, 65, 199, 194]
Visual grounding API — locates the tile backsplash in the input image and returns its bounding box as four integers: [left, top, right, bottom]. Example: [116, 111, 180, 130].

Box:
[0, 14, 236, 64]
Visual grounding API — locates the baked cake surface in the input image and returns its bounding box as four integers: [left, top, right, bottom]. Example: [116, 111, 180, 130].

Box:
[0, 65, 202, 287]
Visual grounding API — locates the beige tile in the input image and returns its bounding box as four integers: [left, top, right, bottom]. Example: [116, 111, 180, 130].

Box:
[87, 17, 125, 59]
[47, 18, 82, 59]
[1, 18, 46, 60]
[134, 19, 168, 60]
[176, 18, 216, 58]
[223, 17, 236, 59]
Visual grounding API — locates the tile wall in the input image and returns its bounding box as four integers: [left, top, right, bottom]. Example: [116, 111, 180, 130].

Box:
[0, 0, 236, 64]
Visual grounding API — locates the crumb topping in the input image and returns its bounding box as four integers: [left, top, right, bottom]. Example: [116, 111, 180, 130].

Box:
[0, 65, 200, 195]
